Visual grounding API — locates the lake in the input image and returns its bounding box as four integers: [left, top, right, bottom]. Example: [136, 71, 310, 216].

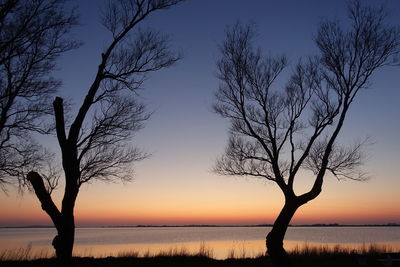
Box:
[1, 226, 400, 259]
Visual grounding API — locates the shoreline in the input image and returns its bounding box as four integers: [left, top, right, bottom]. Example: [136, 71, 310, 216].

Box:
[1, 242, 399, 261]
[1, 223, 399, 229]
[1, 250, 400, 267]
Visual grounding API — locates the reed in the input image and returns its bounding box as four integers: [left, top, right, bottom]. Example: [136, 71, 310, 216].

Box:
[115, 242, 213, 258]
[227, 241, 264, 259]
[289, 242, 397, 256]
[0, 242, 397, 261]
[0, 244, 52, 261]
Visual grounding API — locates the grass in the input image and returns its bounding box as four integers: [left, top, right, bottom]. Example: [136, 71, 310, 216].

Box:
[290, 242, 397, 256]
[0, 243, 399, 266]
[115, 242, 214, 258]
[0, 244, 51, 261]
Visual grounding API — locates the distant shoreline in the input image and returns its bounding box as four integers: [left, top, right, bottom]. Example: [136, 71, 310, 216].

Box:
[1, 223, 399, 229]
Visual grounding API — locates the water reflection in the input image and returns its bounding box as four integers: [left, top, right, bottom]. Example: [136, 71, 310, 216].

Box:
[1, 227, 400, 259]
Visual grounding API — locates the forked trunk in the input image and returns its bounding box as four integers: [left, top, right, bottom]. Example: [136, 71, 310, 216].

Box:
[27, 172, 78, 263]
[266, 199, 300, 267]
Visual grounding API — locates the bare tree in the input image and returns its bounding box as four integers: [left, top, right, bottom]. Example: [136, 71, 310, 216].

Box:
[0, 0, 78, 191]
[27, 0, 183, 261]
[214, 1, 399, 266]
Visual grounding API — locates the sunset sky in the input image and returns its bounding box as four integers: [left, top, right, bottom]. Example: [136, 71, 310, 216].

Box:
[0, 0, 399, 227]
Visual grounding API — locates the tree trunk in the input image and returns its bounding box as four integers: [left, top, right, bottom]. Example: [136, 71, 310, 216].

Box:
[27, 171, 77, 263]
[53, 215, 75, 262]
[266, 199, 300, 267]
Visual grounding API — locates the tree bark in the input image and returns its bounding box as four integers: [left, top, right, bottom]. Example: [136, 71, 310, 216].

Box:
[27, 171, 77, 263]
[266, 199, 300, 267]
[52, 215, 75, 262]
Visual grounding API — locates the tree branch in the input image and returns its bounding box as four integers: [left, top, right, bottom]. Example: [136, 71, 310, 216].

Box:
[53, 97, 66, 146]
[27, 171, 62, 230]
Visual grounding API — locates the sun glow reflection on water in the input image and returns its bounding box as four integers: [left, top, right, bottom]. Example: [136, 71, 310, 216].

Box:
[1, 227, 400, 259]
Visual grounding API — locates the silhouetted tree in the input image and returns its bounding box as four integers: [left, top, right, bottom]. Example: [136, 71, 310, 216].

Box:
[0, 0, 78, 191]
[27, 0, 183, 261]
[214, 1, 399, 266]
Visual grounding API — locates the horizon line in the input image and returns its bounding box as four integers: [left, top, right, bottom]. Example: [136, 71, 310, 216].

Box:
[1, 222, 399, 228]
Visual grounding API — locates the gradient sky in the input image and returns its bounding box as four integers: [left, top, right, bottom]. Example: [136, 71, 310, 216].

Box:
[0, 0, 399, 226]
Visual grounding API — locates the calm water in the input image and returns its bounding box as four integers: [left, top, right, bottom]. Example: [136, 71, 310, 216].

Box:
[1, 227, 400, 259]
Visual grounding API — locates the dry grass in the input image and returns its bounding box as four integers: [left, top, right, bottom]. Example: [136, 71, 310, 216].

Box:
[0, 242, 397, 262]
[112, 242, 214, 259]
[289, 242, 397, 256]
[227, 241, 264, 259]
[0, 244, 52, 261]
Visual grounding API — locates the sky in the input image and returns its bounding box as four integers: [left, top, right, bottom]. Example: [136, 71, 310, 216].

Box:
[0, 0, 399, 227]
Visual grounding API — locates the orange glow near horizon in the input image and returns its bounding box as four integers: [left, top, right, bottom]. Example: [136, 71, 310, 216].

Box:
[1, 0, 400, 230]
[1, 206, 398, 227]
[1, 175, 399, 227]
[1, 114, 399, 227]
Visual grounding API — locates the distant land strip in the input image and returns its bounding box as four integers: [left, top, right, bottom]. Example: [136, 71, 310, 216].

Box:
[1, 223, 399, 228]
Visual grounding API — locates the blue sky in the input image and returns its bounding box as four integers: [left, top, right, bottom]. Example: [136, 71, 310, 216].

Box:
[1, 0, 399, 226]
